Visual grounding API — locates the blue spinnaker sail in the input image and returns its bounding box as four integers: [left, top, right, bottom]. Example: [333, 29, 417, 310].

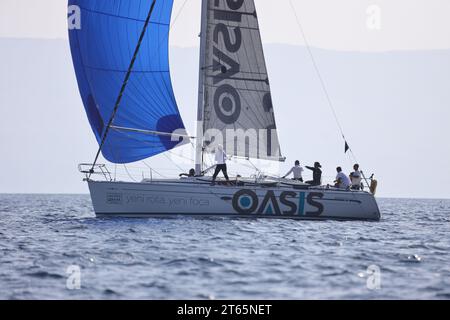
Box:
[68, 0, 186, 163]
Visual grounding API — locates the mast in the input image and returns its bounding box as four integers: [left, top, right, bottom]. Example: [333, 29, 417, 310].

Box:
[195, 0, 208, 175]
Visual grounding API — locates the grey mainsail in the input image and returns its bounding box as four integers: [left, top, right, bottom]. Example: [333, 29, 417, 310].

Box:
[198, 0, 283, 162]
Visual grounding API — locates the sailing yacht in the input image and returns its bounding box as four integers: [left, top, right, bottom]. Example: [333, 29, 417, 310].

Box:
[68, 0, 381, 221]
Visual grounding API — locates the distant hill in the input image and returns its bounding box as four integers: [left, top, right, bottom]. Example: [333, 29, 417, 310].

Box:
[1, 38, 449, 198]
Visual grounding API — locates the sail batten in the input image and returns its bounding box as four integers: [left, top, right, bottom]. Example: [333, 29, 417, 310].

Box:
[200, 0, 283, 161]
[69, 0, 186, 164]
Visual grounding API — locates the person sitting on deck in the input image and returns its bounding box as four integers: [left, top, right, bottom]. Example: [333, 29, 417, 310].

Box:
[305, 162, 322, 186]
[211, 144, 230, 185]
[349, 164, 363, 190]
[334, 166, 351, 189]
[282, 160, 304, 182]
[179, 168, 195, 178]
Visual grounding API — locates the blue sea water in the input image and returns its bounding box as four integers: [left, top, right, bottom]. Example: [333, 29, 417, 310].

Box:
[0, 194, 449, 300]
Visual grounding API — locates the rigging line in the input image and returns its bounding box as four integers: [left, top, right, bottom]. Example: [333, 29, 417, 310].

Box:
[123, 164, 138, 182]
[111, 125, 194, 138]
[171, 0, 190, 30]
[137, 0, 192, 131]
[165, 147, 195, 163]
[162, 152, 186, 173]
[77, 6, 170, 24]
[89, 0, 157, 176]
[142, 161, 168, 179]
[167, 152, 195, 165]
[141, 160, 153, 179]
[110, 128, 192, 176]
[141, 0, 190, 74]
[288, 1, 347, 142]
[289, 2, 365, 177]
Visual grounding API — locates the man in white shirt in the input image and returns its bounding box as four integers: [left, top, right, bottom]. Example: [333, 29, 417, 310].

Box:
[282, 160, 304, 182]
[334, 167, 351, 189]
[211, 144, 230, 184]
[349, 164, 363, 190]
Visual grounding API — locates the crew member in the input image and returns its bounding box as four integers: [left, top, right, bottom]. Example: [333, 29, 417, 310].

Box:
[282, 160, 304, 182]
[305, 162, 322, 186]
[349, 164, 363, 190]
[335, 166, 351, 189]
[211, 144, 230, 185]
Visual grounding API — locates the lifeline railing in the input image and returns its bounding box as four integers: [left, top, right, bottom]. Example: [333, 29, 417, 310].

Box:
[78, 163, 112, 181]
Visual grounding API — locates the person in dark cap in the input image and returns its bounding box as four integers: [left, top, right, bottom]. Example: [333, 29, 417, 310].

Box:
[179, 168, 196, 178]
[349, 163, 363, 190]
[305, 162, 322, 186]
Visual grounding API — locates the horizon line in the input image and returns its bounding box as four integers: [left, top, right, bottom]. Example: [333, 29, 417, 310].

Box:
[1, 36, 450, 54]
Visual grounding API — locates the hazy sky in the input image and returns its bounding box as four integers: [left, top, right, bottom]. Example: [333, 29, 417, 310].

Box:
[1, 0, 450, 51]
[1, 1, 450, 198]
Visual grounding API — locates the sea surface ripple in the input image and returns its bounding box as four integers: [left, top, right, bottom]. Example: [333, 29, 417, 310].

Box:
[0, 195, 449, 299]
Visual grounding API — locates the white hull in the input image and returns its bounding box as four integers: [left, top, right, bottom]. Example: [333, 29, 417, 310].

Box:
[87, 179, 381, 221]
